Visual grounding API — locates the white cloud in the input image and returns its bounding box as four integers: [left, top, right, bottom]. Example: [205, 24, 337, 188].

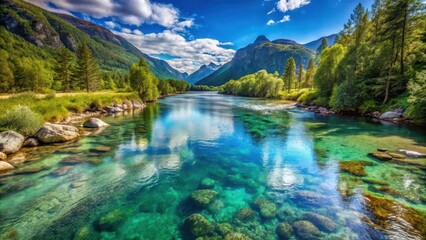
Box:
[267, 15, 290, 25]
[267, 20, 276, 25]
[121, 28, 132, 34]
[276, 0, 310, 12]
[105, 21, 118, 29]
[267, 8, 276, 15]
[116, 30, 235, 74]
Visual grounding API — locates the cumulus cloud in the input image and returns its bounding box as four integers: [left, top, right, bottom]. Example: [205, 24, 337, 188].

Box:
[267, 20, 276, 25]
[276, 0, 310, 12]
[27, 0, 185, 28]
[267, 15, 290, 25]
[105, 21, 118, 29]
[116, 30, 235, 73]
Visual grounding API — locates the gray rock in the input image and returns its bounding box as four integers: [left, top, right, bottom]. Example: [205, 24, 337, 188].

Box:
[83, 118, 109, 128]
[379, 111, 401, 120]
[398, 149, 426, 158]
[104, 106, 123, 113]
[35, 123, 79, 144]
[23, 138, 39, 148]
[302, 212, 337, 232]
[131, 100, 144, 109]
[0, 131, 24, 154]
[0, 161, 14, 172]
[292, 221, 322, 240]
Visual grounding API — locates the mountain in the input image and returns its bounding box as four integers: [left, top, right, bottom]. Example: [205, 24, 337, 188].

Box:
[186, 62, 221, 84]
[195, 35, 315, 86]
[0, 0, 185, 80]
[302, 34, 337, 51]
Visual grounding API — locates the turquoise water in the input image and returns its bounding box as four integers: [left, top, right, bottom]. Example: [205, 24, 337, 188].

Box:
[0, 92, 425, 240]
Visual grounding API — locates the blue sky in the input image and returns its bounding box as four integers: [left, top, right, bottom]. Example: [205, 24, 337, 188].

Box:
[29, 0, 374, 73]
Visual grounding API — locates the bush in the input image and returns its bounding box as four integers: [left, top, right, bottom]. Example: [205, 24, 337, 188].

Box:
[313, 96, 329, 107]
[297, 90, 318, 104]
[0, 105, 44, 136]
[359, 100, 379, 114]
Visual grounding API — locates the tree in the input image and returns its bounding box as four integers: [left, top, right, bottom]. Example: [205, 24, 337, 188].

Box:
[282, 57, 296, 92]
[297, 62, 305, 90]
[15, 57, 53, 92]
[316, 38, 328, 60]
[129, 58, 159, 102]
[304, 58, 315, 89]
[55, 47, 75, 92]
[74, 44, 100, 92]
[0, 50, 14, 93]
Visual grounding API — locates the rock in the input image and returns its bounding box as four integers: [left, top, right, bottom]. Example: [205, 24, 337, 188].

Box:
[60, 156, 85, 165]
[121, 104, 129, 111]
[368, 152, 393, 161]
[7, 153, 26, 166]
[379, 111, 401, 120]
[302, 212, 337, 232]
[88, 158, 102, 165]
[70, 181, 85, 188]
[339, 160, 373, 176]
[362, 178, 389, 186]
[0, 131, 24, 154]
[104, 106, 123, 113]
[292, 221, 322, 240]
[131, 100, 144, 109]
[224, 233, 252, 240]
[83, 118, 109, 128]
[377, 148, 387, 152]
[190, 189, 218, 207]
[0, 152, 6, 161]
[0, 161, 14, 172]
[55, 148, 84, 154]
[294, 190, 332, 207]
[52, 166, 74, 176]
[398, 149, 426, 158]
[254, 198, 277, 218]
[215, 223, 233, 237]
[388, 153, 406, 159]
[23, 138, 39, 148]
[15, 165, 49, 174]
[35, 123, 79, 144]
[200, 178, 216, 189]
[90, 146, 111, 153]
[184, 214, 214, 237]
[234, 208, 257, 222]
[94, 209, 128, 232]
[276, 223, 293, 240]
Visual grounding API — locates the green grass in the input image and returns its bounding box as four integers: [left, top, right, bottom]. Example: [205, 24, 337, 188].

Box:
[0, 91, 140, 122]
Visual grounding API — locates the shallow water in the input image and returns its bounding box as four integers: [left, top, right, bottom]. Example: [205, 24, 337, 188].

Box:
[0, 92, 425, 240]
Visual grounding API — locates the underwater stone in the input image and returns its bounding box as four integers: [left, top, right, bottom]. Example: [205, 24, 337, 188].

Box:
[339, 160, 373, 176]
[60, 156, 85, 165]
[52, 166, 74, 176]
[88, 158, 102, 165]
[294, 190, 332, 207]
[276, 222, 293, 240]
[302, 212, 337, 233]
[234, 208, 257, 222]
[224, 232, 252, 240]
[377, 148, 387, 152]
[215, 223, 233, 237]
[200, 178, 216, 189]
[387, 153, 405, 159]
[362, 178, 389, 186]
[292, 221, 322, 240]
[70, 182, 85, 188]
[254, 198, 277, 219]
[14, 165, 50, 174]
[184, 214, 214, 237]
[93, 209, 127, 232]
[0, 161, 14, 172]
[90, 146, 111, 153]
[277, 209, 295, 222]
[190, 189, 218, 208]
[368, 152, 392, 161]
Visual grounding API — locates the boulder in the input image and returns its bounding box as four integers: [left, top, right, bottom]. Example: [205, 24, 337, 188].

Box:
[234, 208, 257, 222]
[302, 212, 337, 232]
[35, 124, 79, 144]
[294, 190, 332, 207]
[339, 160, 373, 176]
[200, 178, 216, 189]
[0, 131, 24, 154]
[0, 161, 14, 172]
[104, 106, 122, 113]
[0, 152, 6, 161]
[398, 149, 426, 158]
[379, 111, 401, 120]
[23, 138, 39, 147]
[184, 214, 214, 237]
[368, 152, 393, 161]
[254, 198, 277, 218]
[131, 100, 144, 109]
[276, 223, 293, 240]
[190, 189, 218, 207]
[83, 118, 109, 128]
[60, 156, 85, 165]
[224, 233, 252, 240]
[292, 221, 321, 240]
[215, 223, 233, 237]
[52, 166, 74, 176]
[93, 209, 128, 232]
[15, 165, 50, 174]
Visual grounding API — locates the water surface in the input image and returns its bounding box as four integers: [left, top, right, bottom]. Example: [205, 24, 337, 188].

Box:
[0, 92, 425, 240]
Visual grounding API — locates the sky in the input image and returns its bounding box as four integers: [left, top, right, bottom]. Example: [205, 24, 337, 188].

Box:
[28, 0, 374, 74]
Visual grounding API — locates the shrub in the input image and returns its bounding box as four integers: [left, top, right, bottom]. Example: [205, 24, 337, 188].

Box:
[313, 96, 329, 107]
[297, 90, 318, 104]
[359, 100, 379, 114]
[0, 105, 44, 136]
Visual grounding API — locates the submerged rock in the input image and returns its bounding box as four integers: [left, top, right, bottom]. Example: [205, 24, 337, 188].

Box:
[15, 165, 50, 174]
[302, 212, 337, 233]
[276, 222, 293, 240]
[184, 214, 214, 237]
[339, 160, 373, 176]
[52, 166, 74, 176]
[224, 232, 252, 240]
[368, 152, 393, 161]
[292, 221, 322, 240]
[200, 178, 216, 189]
[190, 189, 218, 207]
[94, 209, 128, 232]
[362, 178, 389, 186]
[0, 131, 24, 154]
[379, 111, 401, 120]
[23, 138, 39, 148]
[35, 123, 79, 144]
[60, 156, 85, 165]
[388, 153, 405, 159]
[234, 208, 257, 222]
[215, 223, 233, 237]
[89, 146, 111, 153]
[0, 161, 14, 172]
[398, 149, 426, 158]
[83, 118, 109, 128]
[294, 190, 332, 207]
[254, 198, 277, 219]
[70, 181, 85, 188]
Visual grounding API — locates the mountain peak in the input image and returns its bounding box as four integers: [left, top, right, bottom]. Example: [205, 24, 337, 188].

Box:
[254, 35, 270, 44]
[208, 62, 220, 68]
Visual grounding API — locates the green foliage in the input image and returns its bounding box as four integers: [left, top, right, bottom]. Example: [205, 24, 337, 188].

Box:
[280, 89, 309, 101]
[407, 70, 426, 122]
[329, 81, 363, 112]
[220, 70, 284, 98]
[0, 105, 44, 136]
[15, 57, 53, 92]
[129, 58, 159, 102]
[297, 90, 318, 104]
[0, 50, 14, 93]
[55, 47, 75, 91]
[74, 44, 101, 92]
[282, 57, 297, 92]
[359, 100, 379, 114]
[304, 58, 315, 89]
[167, 79, 190, 92]
[189, 85, 219, 91]
[316, 38, 328, 60]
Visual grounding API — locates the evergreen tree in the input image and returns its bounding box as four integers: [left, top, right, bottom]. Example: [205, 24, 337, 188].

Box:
[74, 44, 100, 92]
[129, 58, 159, 102]
[305, 58, 315, 89]
[297, 62, 305, 90]
[55, 47, 75, 92]
[0, 50, 14, 93]
[15, 58, 53, 92]
[316, 38, 328, 60]
[282, 57, 296, 92]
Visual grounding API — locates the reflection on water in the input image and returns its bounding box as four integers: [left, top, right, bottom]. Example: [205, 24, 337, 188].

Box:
[0, 92, 425, 240]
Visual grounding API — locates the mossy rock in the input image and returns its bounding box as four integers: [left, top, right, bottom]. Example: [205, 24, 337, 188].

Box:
[254, 198, 277, 219]
[339, 160, 373, 177]
[302, 212, 337, 233]
[368, 152, 392, 161]
[191, 189, 218, 207]
[234, 208, 257, 222]
[215, 223, 233, 237]
[184, 214, 215, 237]
[276, 222, 293, 240]
[292, 221, 322, 240]
[362, 178, 389, 186]
[224, 232, 252, 240]
[388, 153, 405, 159]
[74, 225, 99, 240]
[93, 209, 128, 232]
[200, 178, 216, 189]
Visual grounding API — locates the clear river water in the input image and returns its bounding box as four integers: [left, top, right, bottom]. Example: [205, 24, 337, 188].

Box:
[0, 92, 425, 240]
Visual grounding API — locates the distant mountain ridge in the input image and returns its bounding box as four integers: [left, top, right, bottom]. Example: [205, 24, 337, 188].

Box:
[195, 35, 315, 86]
[186, 62, 221, 84]
[302, 34, 337, 51]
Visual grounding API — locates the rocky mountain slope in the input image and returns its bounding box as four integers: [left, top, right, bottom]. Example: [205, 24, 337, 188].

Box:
[302, 34, 337, 51]
[186, 63, 221, 84]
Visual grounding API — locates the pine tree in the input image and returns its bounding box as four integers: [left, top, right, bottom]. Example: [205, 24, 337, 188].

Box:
[297, 62, 305, 90]
[305, 58, 315, 89]
[0, 50, 14, 93]
[316, 38, 328, 60]
[74, 44, 100, 92]
[55, 47, 75, 92]
[282, 57, 296, 92]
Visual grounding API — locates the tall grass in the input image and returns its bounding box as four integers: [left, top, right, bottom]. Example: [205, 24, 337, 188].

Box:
[0, 105, 44, 136]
